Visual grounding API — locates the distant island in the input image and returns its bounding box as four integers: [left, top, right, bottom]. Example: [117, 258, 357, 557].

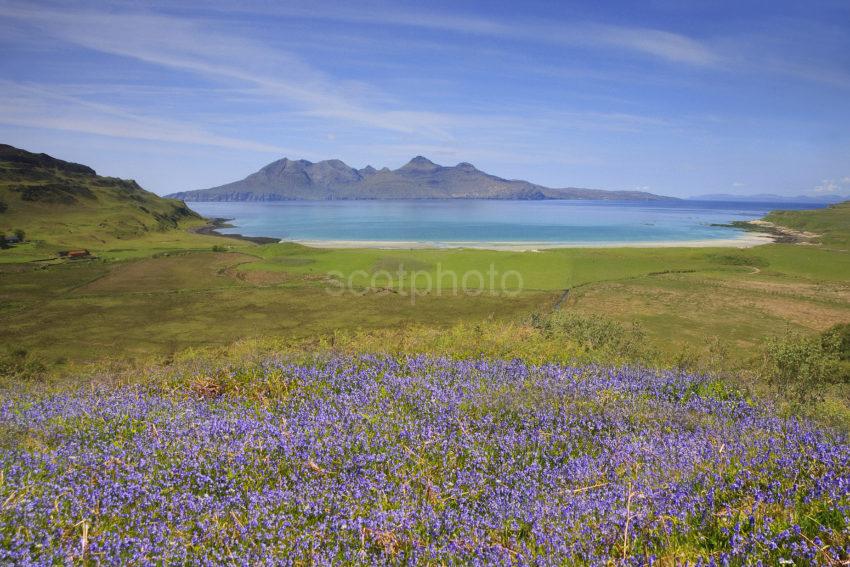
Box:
[690, 193, 848, 204]
[166, 156, 675, 202]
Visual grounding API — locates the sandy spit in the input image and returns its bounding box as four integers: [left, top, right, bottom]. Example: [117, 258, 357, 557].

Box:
[285, 232, 776, 251]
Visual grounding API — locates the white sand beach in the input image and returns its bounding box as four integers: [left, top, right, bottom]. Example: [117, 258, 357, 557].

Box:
[287, 231, 776, 251]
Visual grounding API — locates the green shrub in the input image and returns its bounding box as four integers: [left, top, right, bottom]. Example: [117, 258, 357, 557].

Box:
[530, 310, 650, 361]
[0, 348, 46, 385]
[825, 323, 850, 361]
[761, 331, 842, 405]
[706, 253, 769, 268]
[823, 324, 850, 383]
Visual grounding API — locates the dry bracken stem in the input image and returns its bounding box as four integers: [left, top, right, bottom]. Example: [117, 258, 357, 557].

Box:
[623, 482, 633, 561]
[570, 481, 609, 494]
[81, 521, 89, 559]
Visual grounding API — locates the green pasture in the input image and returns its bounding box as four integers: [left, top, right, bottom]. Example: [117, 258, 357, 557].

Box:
[2, 199, 850, 372]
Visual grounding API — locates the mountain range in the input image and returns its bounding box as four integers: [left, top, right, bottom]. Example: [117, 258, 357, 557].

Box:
[690, 193, 849, 204]
[166, 156, 674, 202]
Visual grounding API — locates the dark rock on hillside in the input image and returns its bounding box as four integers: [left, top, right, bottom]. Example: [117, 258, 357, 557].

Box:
[0, 144, 96, 176]
[0, 143, 200, 237]
[12, 181, 96, 204]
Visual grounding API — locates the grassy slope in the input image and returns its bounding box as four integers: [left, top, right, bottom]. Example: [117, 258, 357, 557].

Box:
[0, 252, 552, 363]
[0, 145, 204, 256]
[1, 145, 848, 370]
[764, 201, 850, 248]
[237, 242, 850, 360]
[244, 242, 850, 288]
[3, 237, 849, 366]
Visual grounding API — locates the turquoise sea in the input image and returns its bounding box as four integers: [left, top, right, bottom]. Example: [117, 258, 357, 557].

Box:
[187, 200, 822, 246]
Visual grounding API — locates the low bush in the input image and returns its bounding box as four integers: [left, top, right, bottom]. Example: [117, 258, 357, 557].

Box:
[0, 348, 45, 385]
[530, 310, 652, 362]
[761, 330, 843, 405]
[706, 252, 770, 268]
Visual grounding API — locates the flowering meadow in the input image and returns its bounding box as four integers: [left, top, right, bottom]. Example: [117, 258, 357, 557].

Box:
[1, 356, 848, 564]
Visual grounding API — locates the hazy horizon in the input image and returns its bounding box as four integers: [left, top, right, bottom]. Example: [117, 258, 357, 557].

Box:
[1, 0, 849, 198]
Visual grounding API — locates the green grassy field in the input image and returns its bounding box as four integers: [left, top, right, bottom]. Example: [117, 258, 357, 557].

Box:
[3, 225, 850, 367]
[2, 146, 849, 383]
[0, 252, 553, 363]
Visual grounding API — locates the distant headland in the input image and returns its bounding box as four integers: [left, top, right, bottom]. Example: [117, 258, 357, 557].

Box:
[166, 156, 675, 202]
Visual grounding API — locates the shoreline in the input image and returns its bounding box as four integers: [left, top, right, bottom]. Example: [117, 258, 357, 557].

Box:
[281, 232, 776, 251]
[727, 220, 819, 244]
[189, 205, 811, 251]
[196, 218, 788, 251]
[191, 218, 280, 245]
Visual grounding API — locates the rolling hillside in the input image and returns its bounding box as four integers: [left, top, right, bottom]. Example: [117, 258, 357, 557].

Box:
[0, 144, 200, 248]
[167, 156, 674, 202]
[763, 201, 850, 247]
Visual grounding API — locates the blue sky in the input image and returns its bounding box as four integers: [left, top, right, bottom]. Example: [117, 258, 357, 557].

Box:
[1, 0, 849, 197]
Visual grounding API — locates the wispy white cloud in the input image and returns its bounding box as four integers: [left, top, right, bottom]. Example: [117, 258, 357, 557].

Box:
[0, 0, 677, 154]
[547, 23, 720, 66]
[0, 81, 296, 153]
[353, 9, 850, 88]
[216, 2, 722, 67]
[766, 60, 850, 91]
[0, 3, 458, 138]
[813, 177, 850, 194]
[216, 1, 850, 87]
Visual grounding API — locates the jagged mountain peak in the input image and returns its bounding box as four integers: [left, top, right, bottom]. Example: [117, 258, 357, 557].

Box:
[166, 155, 675, 202]
[259, 157, 311, 173]
[319, 159, 350, 168]
[399, 156, 440, 171]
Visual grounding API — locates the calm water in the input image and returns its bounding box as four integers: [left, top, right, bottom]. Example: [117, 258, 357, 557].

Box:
[188, 200, 821, 245]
